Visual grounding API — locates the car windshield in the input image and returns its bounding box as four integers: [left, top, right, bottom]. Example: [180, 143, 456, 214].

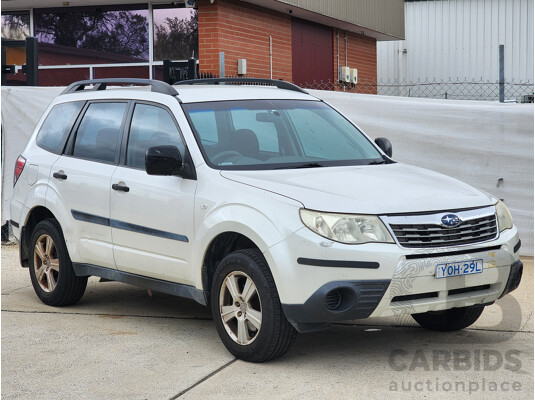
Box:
[182, 99, 383, 170]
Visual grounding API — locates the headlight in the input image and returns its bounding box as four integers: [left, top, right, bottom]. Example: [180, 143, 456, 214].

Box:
[300, 209, 394, 244]
[495, 200, 513, 232]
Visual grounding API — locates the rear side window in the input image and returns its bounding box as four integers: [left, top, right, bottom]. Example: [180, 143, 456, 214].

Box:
[72, 102, 127, 163]
[36, 102, 83, 154]
[126, 103, 185, 169]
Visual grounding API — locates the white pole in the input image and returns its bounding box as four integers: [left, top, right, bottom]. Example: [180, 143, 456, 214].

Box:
[29, 8, 34, 36]
[269, 35, 273, 79]
[336, 29, 339, 81]
[148, 2, 154, 79]
[345, 31, 348, 66]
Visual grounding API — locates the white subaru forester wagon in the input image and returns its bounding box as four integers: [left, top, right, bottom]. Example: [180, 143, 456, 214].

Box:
[10, 78, 522, 362]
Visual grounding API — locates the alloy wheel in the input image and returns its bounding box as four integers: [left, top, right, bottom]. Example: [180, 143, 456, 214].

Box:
[219, 271, 262, 345]
[33, 234, 59, 292]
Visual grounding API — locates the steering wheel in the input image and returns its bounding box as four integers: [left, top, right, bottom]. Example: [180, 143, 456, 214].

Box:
[212, 150, 242, 164]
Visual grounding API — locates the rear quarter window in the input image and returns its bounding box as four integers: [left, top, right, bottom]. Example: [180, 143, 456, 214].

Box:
[36, 101, 84, 154]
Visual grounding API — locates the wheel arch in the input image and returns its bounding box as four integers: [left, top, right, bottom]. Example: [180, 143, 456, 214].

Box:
[20, 206, 58, 268]
[201, 231, 262, 305]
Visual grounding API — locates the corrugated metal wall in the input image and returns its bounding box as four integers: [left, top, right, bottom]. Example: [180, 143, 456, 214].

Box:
[277, 0, 405, 39]
[377, 0, 534, 84]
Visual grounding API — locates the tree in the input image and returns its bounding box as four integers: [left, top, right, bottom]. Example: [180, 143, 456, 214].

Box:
[34, 10, 149, 60]
[154, 11, 198, 61]
[1, 14, 30, 40]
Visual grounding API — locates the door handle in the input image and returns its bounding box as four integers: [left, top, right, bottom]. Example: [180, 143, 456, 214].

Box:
[53, 172, 67, 180]
[112, 183, 130, 192]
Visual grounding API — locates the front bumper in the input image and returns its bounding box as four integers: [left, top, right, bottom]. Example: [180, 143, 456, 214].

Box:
[499, 259, 523, 298]
[266, 226, 521, 333]
[282, 280, 390, 332]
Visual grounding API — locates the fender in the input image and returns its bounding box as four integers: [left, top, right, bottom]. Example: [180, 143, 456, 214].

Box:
[194, 201, 303, 291]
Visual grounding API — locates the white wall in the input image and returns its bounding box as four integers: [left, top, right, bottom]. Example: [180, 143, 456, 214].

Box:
[2, 87, 533, 255]
[378, 0, 534, 84]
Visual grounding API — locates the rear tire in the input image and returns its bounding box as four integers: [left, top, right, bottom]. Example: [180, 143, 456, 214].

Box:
[412, 305, 485, 331]
[29, 219, 87, 306]
[211, 249, 297, 362]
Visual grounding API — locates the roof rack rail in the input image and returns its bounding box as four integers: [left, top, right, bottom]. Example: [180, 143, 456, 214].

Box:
[174, 78, 308, 94]
[60, 78, 179, 96]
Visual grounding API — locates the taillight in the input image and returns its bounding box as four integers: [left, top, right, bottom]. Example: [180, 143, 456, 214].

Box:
[13, 155, 26, 186]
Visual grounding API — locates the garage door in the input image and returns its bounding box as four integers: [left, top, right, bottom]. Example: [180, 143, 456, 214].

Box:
[291, 18, 333, 87]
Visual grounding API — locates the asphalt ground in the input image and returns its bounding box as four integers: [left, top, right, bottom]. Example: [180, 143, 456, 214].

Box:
[1, 242, 533, 399]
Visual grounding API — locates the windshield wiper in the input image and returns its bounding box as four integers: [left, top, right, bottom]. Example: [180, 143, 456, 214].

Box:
[368, 160, 386, 165]
[275, 162, 325, 170]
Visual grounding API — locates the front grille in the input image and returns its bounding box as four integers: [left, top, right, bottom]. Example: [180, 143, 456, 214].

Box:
[390, 214, 498, 248]
[391, 291, 438, 302]
[448, 284, 491, 296]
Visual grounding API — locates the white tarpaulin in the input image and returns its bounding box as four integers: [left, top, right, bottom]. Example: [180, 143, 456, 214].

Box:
[1, 87, 533, 255]
[1, 87, 61, 223]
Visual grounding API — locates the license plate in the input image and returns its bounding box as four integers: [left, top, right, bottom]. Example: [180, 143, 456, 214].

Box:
[435, 259, 483, 279]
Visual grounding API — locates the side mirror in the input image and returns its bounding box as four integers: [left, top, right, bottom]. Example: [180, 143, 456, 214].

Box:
[374, 137, 393, 158]
[145, 145, 183, 176]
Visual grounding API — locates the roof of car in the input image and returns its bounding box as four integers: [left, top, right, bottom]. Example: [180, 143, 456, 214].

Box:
[176, 84, 315, 103]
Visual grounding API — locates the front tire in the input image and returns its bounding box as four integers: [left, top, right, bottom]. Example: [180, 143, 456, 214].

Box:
[412, 305, 485, 331]
[211, 249, 297, 362]
[29, 219, 87, 306]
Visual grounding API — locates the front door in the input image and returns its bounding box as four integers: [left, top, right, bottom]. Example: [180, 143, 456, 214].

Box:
[110, 102, 196, 284]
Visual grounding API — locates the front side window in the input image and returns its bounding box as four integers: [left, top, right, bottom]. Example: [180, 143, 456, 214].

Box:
[72, 102, 126, 163]
[182, 100, 382, 170]
[36, 101, 84, 154]
[126, 103, 185, 169]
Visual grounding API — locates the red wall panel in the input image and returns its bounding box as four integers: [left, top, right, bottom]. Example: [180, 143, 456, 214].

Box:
[291, 18, 333, 87]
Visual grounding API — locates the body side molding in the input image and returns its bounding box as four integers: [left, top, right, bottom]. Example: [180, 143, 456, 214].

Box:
[71, 209, 188, 242]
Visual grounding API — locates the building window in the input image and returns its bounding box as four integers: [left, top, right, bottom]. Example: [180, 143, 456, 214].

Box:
[34, 5, 149, 66]
[1, 11, 30, 40]
[153, 5, 198, 61]
[2, 4, 199, 86]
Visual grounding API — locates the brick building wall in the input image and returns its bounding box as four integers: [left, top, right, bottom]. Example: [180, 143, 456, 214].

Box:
[332, 31, 377, 93]
[198, 0, 292, 81]
[198, 0, 376, 91]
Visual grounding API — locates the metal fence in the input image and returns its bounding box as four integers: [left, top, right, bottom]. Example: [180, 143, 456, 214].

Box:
[298, 78, 534, 102]
[178, 68, 535, 102]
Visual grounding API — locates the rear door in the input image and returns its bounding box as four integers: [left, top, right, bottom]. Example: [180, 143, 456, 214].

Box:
[48, 101, 128, 268]
[110, 101, 197, 284]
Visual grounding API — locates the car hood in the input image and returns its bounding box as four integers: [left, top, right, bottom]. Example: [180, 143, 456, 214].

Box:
[220, 163, 495, 214]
